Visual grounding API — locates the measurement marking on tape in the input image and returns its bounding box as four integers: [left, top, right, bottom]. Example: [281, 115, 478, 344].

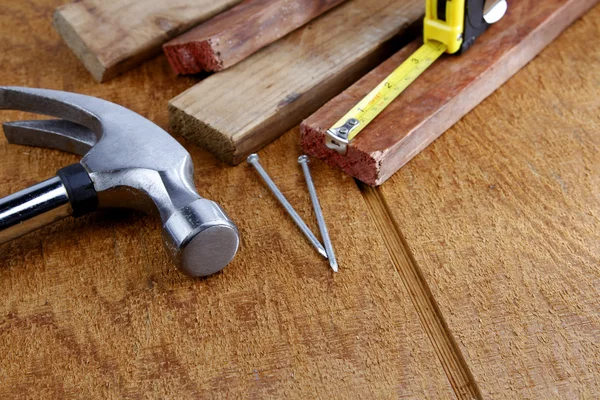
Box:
[326, 40, 447, 154]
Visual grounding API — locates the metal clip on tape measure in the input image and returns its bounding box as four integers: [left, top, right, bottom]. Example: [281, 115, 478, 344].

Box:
[325, 0, 507, 154]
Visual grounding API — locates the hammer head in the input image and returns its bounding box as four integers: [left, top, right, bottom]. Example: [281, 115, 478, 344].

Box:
[0, 86, 239, 277]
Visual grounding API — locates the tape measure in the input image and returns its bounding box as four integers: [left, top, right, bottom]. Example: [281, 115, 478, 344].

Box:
[325, 41, 447, 153]
[325, 0, 507, 154]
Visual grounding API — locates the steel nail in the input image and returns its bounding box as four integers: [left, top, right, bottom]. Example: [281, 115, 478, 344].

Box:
[247, 154, 327, 259]
[298, 155, 338, 272]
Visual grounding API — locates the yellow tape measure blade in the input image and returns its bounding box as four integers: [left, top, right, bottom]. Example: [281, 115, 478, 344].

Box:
[326, 40, 447, 154]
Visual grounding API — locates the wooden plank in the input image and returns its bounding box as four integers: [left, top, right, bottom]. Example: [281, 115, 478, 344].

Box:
[301, 0, 599, 185]
[53, 0, 242, 82]
[378, 5, 600, 397]
[163, 0, 347, 75]
[169, 0, 424, 165]
[0, 1, 457, 397]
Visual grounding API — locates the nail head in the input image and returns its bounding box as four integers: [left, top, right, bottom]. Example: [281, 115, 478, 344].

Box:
[298, 155, 309, 164]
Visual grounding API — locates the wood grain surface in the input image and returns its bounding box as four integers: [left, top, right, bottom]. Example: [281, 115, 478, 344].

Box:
[163, 0, 347, 74]
[53, 0, 242, 82]
[377, 5, 600, 398]
[1, 0, 599, 398]
[168, 0, 423, 165]
[301, 0, 599, 185]
[0, 1, 456, 398]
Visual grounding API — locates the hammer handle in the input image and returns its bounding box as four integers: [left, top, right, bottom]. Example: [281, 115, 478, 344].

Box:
[0, 163, 98, 244]
[0, 177, 72, 244]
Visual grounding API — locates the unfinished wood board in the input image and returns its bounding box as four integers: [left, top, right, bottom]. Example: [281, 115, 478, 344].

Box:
[53, 0, 242, 82]
[169, 0, 424, 165]
[0, 1, 457, 397]
[378, 6, 600, 398]
[163, 0, 347, 75]
[301, 0, 599, 185]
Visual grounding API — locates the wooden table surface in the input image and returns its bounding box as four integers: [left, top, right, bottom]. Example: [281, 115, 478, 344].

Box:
[1, 1, 598, 398]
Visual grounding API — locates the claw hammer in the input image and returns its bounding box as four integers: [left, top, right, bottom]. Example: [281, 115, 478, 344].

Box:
[0, 87, 239, 277]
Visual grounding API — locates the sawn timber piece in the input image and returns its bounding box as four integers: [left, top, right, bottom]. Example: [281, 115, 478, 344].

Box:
[300, 0, 599, 186]
[163, 0, 348, 75]
[168, 0, 423, 165]
[53, 0, 242, 82]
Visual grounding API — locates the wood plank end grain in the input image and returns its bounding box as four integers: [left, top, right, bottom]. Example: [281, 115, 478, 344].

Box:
[164, 38, 220, 75]
[168, 101, 238, 164]
[301, 122, 381, 185]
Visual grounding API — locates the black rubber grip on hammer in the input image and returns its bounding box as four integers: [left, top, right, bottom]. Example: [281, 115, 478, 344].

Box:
[57, 163, 98, 217]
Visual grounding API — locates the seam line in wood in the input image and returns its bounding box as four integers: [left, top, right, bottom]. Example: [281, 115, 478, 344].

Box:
[359, 183, 482, 400]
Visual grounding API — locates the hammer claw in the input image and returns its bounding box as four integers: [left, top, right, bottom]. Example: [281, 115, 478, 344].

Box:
[3, 119, 97, 156]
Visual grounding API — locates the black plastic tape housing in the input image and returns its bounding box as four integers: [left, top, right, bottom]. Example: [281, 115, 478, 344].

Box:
[461, 0, 489, 53]
[57, 163, 98, 217]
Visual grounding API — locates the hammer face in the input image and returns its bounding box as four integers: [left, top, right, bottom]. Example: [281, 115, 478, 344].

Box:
[162, 199, 239, 277]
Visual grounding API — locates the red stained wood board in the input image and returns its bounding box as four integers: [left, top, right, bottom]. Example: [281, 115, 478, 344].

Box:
[301, 0, 598, 185]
